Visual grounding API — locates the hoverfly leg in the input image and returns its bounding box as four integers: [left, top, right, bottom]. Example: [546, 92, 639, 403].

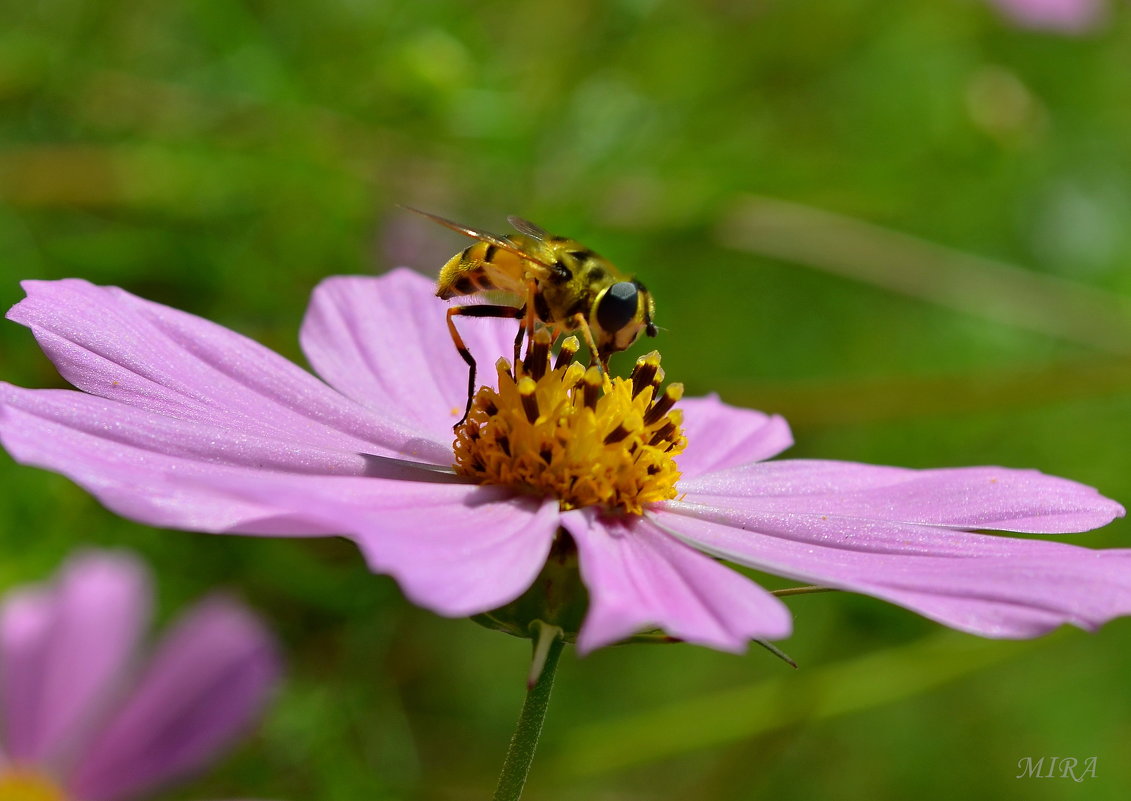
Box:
[571, 313, 602, 369]
[522, 280, 539, 361]
[570, 314, 613, 390]
[512, 317, 526, 377]
[445, 307, 479, 426]
[446, 304, 526, 428]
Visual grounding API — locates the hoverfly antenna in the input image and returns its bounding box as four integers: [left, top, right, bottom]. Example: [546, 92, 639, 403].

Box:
[632, 279, 657, 337]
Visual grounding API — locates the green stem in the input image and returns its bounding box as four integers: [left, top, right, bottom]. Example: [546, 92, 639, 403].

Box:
[492, 622, 565, 801]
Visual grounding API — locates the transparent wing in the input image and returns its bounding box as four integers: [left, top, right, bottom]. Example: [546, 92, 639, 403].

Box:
[403, 206, 554, 269]
[507, 216, 552, 241]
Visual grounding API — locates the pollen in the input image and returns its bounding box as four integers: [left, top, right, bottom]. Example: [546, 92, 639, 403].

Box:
[453, 331, 685, 515]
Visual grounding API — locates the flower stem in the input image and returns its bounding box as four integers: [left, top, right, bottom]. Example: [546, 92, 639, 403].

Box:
[492, 622, 565, 801]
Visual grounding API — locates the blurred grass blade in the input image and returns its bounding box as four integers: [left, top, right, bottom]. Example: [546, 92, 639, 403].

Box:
[550, 632, 1045, 777]
[717, 195, 1131, 354]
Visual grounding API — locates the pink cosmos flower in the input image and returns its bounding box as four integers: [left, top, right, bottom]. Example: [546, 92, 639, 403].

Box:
[0, 270, 1128, 655]
[987, 0, 1108, 32]
[0, 550, 280, 801]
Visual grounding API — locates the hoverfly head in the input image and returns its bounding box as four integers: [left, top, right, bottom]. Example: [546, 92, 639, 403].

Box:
[594, 280, 648, 357]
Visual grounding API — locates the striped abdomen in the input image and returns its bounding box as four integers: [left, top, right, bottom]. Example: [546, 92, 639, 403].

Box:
[435, 240, 529, 300]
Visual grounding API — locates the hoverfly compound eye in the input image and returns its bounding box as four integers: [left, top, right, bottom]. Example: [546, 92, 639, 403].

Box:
[596, 281, 640, 333]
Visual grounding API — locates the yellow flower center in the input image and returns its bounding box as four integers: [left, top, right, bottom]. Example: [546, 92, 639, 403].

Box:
[453, 332, 685, 515]
[0, 770, 67, 801]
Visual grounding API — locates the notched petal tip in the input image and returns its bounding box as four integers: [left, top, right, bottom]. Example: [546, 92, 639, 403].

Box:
[6, 278, 113, 333]
[565, 511, 792, 656]
[657, 500, 1131, 642]
[678, 460, 1127, 536]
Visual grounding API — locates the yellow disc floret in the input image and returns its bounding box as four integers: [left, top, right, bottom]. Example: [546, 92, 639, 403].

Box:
[0, 770, 67, 801]
[453, 332, 685, 515]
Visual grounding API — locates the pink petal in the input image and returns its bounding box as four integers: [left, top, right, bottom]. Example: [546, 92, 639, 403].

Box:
[66, 597, 280, 801]
[2, 379, 544, 614]
[0, 383, 408, 535]
[0, 551, 150, 766]
[655, 468, 1131, 637]
[675, 394, 792, 479]
[0, 588, 53, 760]
[561, 509, 791, 654]
[990, 0, 1106, 32]
[189, 472, 561, 617]
[6, 278, 446, 463]
[677, 460, 1125, 534]
[301, 270, 522, 441]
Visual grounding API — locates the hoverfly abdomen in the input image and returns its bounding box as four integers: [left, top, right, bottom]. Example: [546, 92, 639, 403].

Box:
[435, 241, 526, 300]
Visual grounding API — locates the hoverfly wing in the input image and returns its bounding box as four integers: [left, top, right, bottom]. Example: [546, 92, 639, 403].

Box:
[507, 216, 552, 241]
[401, 206, 515, 250]
[404, 206, 555, 269]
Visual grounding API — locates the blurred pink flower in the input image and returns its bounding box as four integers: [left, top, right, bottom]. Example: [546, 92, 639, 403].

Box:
[0, 550, 280, 801]
[988, 0, 1108, 32]
[0, 271, 1128, 655]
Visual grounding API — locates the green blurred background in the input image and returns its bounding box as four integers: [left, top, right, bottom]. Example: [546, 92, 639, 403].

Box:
[2, 0, 1130, 799]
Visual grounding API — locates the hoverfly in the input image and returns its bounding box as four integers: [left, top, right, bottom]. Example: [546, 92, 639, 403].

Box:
[408, 208, 658, 425]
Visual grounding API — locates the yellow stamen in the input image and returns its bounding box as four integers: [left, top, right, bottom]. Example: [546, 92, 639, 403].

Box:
[630, 351, 661, 397]
[554, 336, 581, 370]
[453, 346, 686, 515]
[0, 770, 67, 801]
